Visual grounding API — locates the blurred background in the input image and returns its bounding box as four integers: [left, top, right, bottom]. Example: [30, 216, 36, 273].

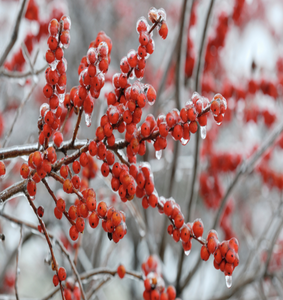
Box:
[1, 0, 283, 299]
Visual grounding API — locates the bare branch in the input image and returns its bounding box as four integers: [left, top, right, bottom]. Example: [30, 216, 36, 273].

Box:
[0, 64, 47, 78]
[3, 83, 37, 148]
[24, 192, 65, 300]
[212, 119, 283, 230]
[0, 0, 28, 67]
[15, 225, 23, 300]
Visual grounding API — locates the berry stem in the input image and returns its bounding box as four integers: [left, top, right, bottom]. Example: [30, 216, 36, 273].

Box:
[148, 16, 162, 34]
[42, 178, 75, 226]
[49, 171, 84, 200]
[71, 108, 83, 146]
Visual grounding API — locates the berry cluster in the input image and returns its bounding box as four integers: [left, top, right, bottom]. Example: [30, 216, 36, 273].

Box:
[142, 256, 176, 300]
[63, 280, 81, 300]
[23, 147, 57, 196]
[40, 15, 71, 147]
[200, 232, 239, 286]
[66, 31, 112, 125]
[69, 198, 127, 243]
[0, 5, 242, 296]
[53, 267, 67, 287]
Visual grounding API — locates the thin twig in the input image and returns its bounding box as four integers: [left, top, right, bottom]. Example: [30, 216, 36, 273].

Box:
[194, 0, 215, 93]
[49, 171, 83, 200]
[175, 0, 190, 111]
[86, 277, 111, 300]
[263, 217, 283, 276]
[24, 191, 65, 300]
[21, 42, 35, 77]
[15, 225, 23, 300]
[60, 109, 71, 133]
[0, 64, 47, 78]
[176, 1, 215, 294]
[74, 233, 82, 266]
[212, 119, 283, 230]
[41, 178, 75, 226]
[3, 83, 37, 148]
[0, 0, 28, 67]
[55, 238, 86, 300]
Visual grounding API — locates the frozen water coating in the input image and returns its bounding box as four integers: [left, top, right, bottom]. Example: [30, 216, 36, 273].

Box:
[181, 138, 189, 146]
[58, 93, 65, 104]
[225, 275, 232, 288]
[157, 8, 166, 21]
[136, 16, 149, 34]
[200, 126, 207, 139]
[148, 7, 158, 23]
[155, 150, 162, 160]
[84, 112, 92, 127]
[50, 60, 58, 71]
[97, 41, 109, 57]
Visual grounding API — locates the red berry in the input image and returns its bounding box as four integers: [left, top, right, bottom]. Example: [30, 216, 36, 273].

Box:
[117, 265, 126, 279]
[192, 219, 204, 238]
[200, 245, 210, 261]
[58, 267, 67, 281]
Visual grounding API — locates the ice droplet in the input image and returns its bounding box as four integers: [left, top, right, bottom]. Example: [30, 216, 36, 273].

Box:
[17, 267, 21, 275]
[58, 93, 65, 104]
[225, 275, 232, 288]
[33, 74, 39, 83]
[155, 150, 162, 160]
[200, 126, 207, 139]
[180, 138, 189, 146]
[184, 250, 191, 256]
[85, 113, 92, 127]
[50, 60, 58, 71]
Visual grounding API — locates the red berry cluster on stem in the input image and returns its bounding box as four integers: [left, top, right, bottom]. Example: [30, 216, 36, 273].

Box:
[142, 256, 176, 300]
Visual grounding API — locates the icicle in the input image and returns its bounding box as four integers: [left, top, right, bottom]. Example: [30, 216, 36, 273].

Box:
[58, 93, 65, 104]
[184, 250, 191, 256]
[200, 126, 207, 139]
[225, 275, 232, 288]
[85, 113, 92, 127]
[180, 138, 189, 145]
[155, 150, 162, 160]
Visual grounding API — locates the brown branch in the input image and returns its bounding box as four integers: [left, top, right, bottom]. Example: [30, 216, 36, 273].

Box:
[80, 268, 143, 281]
[0, 179, 27, 203]
[0, 0, 28, 67]
[1, 212, 85, 300]
[71, 108, 83, 146]
[55, 238, 86, 300]
[24, 191, 65, 300]
[15, 225, 23, 300]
